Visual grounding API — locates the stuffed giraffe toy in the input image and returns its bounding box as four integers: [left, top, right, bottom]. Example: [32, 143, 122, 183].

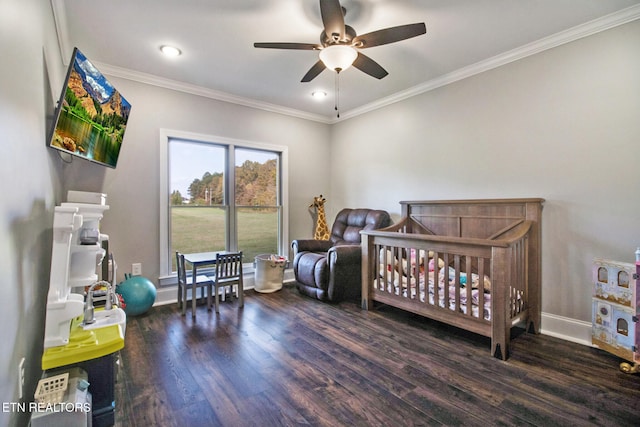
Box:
[310, 195, 330, 240]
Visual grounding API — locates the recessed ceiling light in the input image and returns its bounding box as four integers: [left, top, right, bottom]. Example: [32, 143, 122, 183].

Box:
[311, 90, 327, 100]
[160, 45, 182, 57]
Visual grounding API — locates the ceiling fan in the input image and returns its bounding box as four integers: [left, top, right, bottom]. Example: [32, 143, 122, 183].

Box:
[254, 0, 427, 83]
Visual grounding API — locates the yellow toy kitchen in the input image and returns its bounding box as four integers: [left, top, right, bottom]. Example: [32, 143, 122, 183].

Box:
[37, 191, 125, 427]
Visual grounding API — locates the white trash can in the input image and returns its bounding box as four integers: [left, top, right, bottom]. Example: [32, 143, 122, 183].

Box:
[254, 254, 287, 293]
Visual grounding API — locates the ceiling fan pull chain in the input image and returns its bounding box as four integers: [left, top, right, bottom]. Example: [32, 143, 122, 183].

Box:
[335, 71, 340, 118]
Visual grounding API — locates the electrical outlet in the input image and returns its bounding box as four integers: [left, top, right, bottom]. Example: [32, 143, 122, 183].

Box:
[18, 357, 25, 400]
[132, 263, 142, 276]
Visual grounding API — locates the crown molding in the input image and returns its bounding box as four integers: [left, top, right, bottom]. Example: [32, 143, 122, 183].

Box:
[50, 0, 71, 64]
[338, 3, 640, 122]
[51, 0, 640, 125]
[49, 0, 331, 124]
[93, 61, 333, 124]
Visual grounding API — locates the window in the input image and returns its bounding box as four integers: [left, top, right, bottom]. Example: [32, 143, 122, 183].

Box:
[159, 130, 288, 280]
[235, 148, 281, 262]
[597, 267, 608, 284]
[617, 318, 629, 336]
[618, 271, 629, 288]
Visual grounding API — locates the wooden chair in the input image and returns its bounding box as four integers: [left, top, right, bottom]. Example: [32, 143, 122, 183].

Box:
[210, 252, 244, 313]
[176, 252, 213, 316]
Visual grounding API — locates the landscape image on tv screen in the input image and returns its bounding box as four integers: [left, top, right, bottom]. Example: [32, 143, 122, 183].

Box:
[49, 47, 131, 168]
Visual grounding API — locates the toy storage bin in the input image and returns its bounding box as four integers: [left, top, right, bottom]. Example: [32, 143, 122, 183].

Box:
[31, 368, 91, 427]
[254, 254, 288, 293]
[34, 372, 69, 405]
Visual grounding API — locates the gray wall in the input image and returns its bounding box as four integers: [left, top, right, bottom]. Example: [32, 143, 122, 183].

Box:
[0, 0, 64, 425]
[63, 77, 331, 286]
[1, 2, 638, 424]
[329, 20, 640, 336]
[0, 1, 330, 424]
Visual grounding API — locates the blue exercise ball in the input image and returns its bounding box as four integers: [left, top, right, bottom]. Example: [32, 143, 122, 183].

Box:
[117, 276, 157, 316]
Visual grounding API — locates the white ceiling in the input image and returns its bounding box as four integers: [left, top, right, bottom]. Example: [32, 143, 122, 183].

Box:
[52, 0, 640, 123]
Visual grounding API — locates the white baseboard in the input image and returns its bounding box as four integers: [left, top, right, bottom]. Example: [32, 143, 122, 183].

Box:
[154, 286, 181, 306]
[154, 278, 593, 348]
[540, 312, 592, 347]
[153, 269, 296, 306]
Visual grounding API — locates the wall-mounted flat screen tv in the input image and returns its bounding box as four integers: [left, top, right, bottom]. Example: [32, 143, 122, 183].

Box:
[48, 47, 131, 168]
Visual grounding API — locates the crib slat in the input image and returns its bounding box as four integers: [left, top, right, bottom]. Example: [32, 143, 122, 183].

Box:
[443, 253, 450, 309]
[380, 244, 384, 291]
[478, 257, 486, 320]
[466, 256, 473, 317]
[391, 246, 397, 295]
[433, 251, 441, 307]
[523, 238, 529, 315]
[511, 242, 516, 316]
[407, 247, 413, 300]
[411, 248, 419, 301]
[515, 240, 522, 315]
[454, 254, 461, 312]
[417, 249, 425, 302]
[408, 247, 415, 300]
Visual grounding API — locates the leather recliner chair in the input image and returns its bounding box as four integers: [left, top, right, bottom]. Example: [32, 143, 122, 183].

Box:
[292, 208, 391, 302]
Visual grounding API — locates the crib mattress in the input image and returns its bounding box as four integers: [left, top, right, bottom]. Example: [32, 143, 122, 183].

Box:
[374, 269, 492, 320]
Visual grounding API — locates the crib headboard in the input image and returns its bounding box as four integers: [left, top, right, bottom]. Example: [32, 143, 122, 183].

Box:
[400, 198, 544, 241]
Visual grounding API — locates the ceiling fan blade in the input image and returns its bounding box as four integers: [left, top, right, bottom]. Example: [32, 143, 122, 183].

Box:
[301, 60, 327, 82]
[254, 42, 321, 50]
[320, 0, 345, 42]
[353, 23, 426, 48]
[352, 53, 388, 79]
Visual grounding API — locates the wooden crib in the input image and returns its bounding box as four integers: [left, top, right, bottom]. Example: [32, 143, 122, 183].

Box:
[361, 198, 544, 360]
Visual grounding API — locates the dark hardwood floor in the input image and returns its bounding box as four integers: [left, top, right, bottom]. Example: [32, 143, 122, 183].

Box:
[115, 284, 640, 426]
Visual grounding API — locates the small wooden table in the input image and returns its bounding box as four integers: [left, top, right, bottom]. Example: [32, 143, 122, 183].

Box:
[182, 251, 228, 317]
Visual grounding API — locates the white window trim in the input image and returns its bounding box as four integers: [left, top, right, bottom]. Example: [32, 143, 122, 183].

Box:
[159, 128, 289, 282]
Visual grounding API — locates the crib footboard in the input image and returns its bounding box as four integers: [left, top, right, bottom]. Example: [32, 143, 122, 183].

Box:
[360, 198, 543, 360]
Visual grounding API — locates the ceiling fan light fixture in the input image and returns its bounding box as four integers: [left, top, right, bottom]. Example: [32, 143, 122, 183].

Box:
[319, 45, 357, 72]
[311, 90, 327, 100]
[160, 45, 182, 57]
